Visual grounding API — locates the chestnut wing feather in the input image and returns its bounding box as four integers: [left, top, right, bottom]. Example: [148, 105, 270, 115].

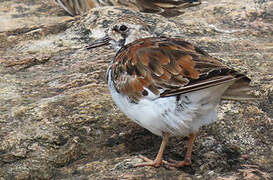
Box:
[110, 37, 243, 101]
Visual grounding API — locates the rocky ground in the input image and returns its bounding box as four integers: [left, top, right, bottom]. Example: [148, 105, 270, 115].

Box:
[0, 0, 272, 179]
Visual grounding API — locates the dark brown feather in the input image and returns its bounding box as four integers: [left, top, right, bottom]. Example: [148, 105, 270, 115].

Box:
[136, 0, 201, 17]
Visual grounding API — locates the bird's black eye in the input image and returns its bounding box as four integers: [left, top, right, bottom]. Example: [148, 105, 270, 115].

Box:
[119, 25, 128, 32]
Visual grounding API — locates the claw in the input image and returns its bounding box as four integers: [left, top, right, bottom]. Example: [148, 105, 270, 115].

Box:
[168, 158, 192, 167]
[134, 154, 163, 167]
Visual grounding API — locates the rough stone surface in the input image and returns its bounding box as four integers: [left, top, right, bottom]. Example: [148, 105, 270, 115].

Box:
[0, 0, 272, 179]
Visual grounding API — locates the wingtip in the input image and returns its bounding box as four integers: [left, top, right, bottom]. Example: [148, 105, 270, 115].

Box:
[55, 0, 76, 16]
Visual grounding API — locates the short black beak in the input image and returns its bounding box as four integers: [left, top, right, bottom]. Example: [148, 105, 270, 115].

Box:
[86, 36, 110, 49]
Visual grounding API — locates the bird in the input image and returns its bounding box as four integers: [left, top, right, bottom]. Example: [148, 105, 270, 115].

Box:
[87, 16, 258, 168]
[55, 0, 201, 17]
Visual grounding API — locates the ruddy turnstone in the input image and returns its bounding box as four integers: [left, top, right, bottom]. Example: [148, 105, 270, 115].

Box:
[87, 18, 257, 168]
[55, 0, 201, 17]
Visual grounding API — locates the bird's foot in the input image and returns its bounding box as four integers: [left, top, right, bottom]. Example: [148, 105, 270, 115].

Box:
[134, 154, 168, 168]
[168, 158, 192, 168]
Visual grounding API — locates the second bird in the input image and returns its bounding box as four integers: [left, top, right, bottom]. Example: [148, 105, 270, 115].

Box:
[55, 0, 201, 17]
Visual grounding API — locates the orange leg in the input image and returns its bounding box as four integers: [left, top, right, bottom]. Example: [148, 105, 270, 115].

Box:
[134, 133, 169, 167]
[169, 133, 196, 167]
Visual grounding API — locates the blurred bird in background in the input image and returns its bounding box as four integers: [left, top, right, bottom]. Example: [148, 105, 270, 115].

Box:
[55, 0, 201, 17]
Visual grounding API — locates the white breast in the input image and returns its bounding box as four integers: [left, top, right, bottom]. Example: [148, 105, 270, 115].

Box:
[107, 70, 233, 137]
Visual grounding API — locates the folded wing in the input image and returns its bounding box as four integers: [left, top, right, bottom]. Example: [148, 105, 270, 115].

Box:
[110, 37, 257, 101]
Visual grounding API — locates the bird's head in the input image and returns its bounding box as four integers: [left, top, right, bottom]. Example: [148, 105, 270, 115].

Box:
[87, 17, 152, 51]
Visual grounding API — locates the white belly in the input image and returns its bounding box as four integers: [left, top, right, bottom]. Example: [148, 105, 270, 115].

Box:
[107, 71, 233, 137]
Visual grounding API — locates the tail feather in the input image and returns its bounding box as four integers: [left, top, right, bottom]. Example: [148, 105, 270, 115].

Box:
[222, 77, 259, 101]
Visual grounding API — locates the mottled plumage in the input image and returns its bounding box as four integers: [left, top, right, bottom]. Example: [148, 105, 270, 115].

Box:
[88, 18, 257, 167]
[110, 37, 252, 102]
[55, 0, 201, 17]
